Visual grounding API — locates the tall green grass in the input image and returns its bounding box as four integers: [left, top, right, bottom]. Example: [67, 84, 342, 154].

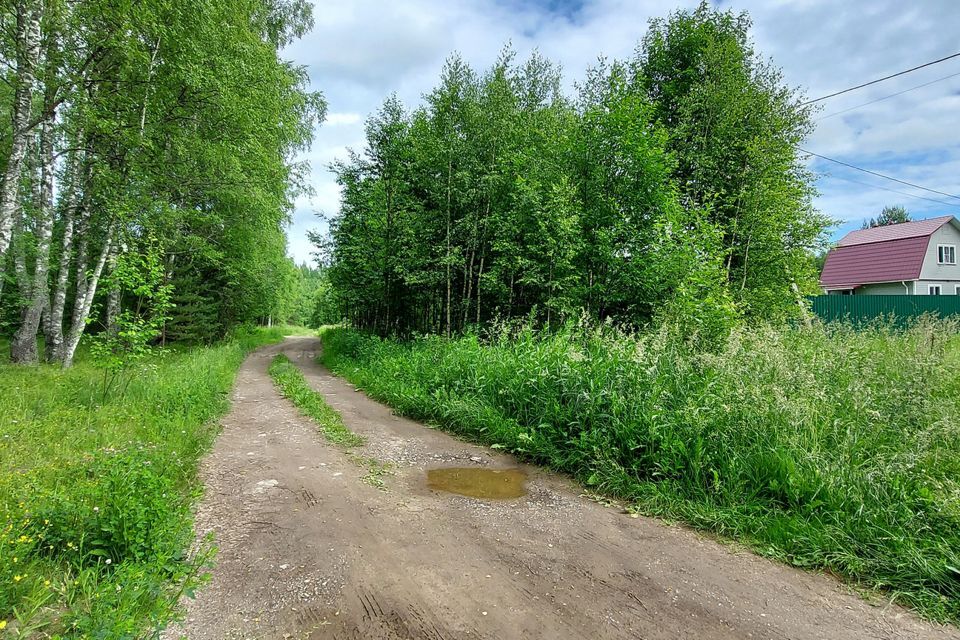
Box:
[0, 325, 292, 636]
[320, 321, 960, 623]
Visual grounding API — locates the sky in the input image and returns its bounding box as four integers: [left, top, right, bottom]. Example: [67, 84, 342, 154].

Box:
[282, 0, 960, 264]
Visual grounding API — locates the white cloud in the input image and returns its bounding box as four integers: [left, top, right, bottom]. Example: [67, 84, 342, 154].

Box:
[324, 112, 363, 126]
[283, 0, 960, 262]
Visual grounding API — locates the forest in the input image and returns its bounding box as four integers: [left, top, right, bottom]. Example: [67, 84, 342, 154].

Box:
[321, 4, 831, 340]
[0, 0, 324, 365]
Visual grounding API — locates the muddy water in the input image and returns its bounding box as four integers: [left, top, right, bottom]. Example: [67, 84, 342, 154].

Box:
[427, 467, 528, 499]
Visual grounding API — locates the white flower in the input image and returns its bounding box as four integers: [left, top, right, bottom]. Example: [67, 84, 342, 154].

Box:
[105, 558, 112, 565]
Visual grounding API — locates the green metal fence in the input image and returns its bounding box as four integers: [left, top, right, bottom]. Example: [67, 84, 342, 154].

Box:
[810, 295, 960, 324]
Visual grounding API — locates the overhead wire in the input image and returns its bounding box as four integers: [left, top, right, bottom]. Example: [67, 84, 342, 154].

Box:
[798, 148, 960, 203]
[799, 51, 960, 105]
[816, 70, 960, 120]
[819, 172, 960, 208]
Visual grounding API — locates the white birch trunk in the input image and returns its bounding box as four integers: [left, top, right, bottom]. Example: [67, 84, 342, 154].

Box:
[60, 229, 114, 368]
[12, 209, 31, 302]
[46, 164, 82, 363]
[11, 112, 56, 364]
[0, 0, 43, 268]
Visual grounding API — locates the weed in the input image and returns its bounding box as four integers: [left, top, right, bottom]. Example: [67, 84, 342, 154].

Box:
[347, 454, 394, 490]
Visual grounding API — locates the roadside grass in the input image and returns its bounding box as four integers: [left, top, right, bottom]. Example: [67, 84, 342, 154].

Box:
[319, 321, 960, 624]
[0, 325, 294, 636]
[268, 354, 365, 448]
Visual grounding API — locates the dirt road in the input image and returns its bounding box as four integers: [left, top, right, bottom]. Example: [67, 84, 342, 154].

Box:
[164, 337, 959, 640]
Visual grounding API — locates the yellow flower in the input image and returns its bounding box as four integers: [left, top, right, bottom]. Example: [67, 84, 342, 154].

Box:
[13, 575, 23, 582]
[44, 579, 50, 586]
[0, 620, 6, 629]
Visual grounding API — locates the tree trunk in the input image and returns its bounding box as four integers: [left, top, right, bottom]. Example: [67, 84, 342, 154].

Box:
[12, 206, 32, 303]
[445, 156, 452, 338]
[0, 1, 42, 271]
[475, 253, 484, 325]
[46, 181, 78, 362]
[11, 111, 57, 364]
[61, 230, 114, 368]
[105, 243, 120, 335]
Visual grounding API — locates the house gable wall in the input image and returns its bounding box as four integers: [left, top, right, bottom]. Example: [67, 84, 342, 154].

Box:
[855, 282, 910, 295]
[919, 222, 960, 280]
[915, 280, 960, 295]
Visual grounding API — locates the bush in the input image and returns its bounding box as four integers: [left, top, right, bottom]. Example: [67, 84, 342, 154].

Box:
[320, 320, 960, 623]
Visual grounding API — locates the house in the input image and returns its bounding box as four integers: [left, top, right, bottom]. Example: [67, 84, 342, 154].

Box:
[820, 215, 960, 295]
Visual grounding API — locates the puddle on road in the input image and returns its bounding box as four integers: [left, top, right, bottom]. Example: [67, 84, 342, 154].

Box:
[427, 467, 527, 499]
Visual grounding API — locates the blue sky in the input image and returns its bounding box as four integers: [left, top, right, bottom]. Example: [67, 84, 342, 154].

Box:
[283, 0, 960, 263]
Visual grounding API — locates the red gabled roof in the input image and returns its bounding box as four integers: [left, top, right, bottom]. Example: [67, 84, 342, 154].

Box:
[837, 216, 953, 246]
[820, 216, 955, 289]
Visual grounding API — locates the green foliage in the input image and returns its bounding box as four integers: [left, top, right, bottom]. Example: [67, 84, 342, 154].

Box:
[90, 239, 173, 398]
[1, 0, 325, 355]
[320, 322, 960, 623]
[0, 327, 287, 635]
[862, 205, 911, 229]
[640, 2, 830, 316]
[322, 6, 828, 339]
[268, 354, 365, 447]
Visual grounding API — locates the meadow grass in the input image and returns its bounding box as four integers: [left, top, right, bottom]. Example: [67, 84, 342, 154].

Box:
[0, 325, 294, 636]
[319, 320, 960, 623]
[268, 354, 365, 448]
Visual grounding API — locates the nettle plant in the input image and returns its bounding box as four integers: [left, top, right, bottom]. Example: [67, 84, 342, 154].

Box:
[90, 239, 173, 400]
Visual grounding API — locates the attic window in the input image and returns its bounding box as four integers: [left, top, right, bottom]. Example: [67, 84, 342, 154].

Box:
[938, 244, 956, 264]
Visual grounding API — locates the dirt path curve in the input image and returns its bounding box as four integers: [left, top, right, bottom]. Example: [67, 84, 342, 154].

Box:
[165, 336, 958, 640]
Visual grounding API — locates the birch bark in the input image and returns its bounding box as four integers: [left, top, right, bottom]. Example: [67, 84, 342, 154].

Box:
[45, 170, 78, 361]
[10, 112, 56, 364]
[61, 229, 113, 368]
[0, 1, 43, 270]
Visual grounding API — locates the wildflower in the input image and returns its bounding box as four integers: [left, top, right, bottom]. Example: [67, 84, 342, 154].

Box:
[0, 620, 6, 629]
[13, 575, 23, 582]
[105, 558, 112, 565]
[44, 580, 50, 586]
[93, 507, 99, 513]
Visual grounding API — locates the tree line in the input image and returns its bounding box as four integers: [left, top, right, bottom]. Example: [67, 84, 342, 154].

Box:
[0, 0, 324, 365]
[321, 3, 830, 339]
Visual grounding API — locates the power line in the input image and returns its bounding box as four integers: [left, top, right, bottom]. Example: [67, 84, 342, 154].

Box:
[799, 51, 960, 106]
[798, 148, 960, 203]
[816, 70, 960, 120]
[821, 172, 960, 208]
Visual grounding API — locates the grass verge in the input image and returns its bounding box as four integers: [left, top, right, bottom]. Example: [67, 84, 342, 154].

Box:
[0, 325, 293, 636]
[319, 321, 960, 624]
[268, 354, 365, 448]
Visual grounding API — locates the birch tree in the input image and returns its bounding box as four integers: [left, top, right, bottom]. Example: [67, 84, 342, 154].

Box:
[0, 0, 42, 287]
[2, 0, 325, 364]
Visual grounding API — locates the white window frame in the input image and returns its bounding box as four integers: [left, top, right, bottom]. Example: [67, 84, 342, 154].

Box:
[929, 284, 942, 295]
[938, 244, 956, 265]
